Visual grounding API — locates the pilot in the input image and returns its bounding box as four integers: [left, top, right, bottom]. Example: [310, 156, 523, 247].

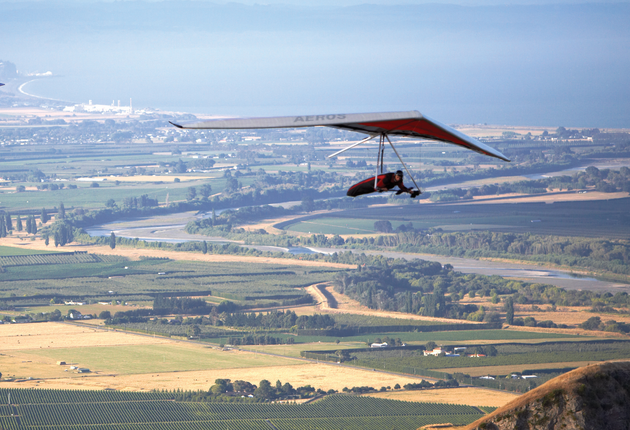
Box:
[347, 170, 420, 198]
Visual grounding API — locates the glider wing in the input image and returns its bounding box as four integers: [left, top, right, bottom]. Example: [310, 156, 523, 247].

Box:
[171, 110, 509, 162]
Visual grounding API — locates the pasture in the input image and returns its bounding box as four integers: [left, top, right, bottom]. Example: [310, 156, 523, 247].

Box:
[19, 343, 301, 375]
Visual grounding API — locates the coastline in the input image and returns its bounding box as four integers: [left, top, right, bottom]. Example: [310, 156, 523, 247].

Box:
[16, 77, 75, 105]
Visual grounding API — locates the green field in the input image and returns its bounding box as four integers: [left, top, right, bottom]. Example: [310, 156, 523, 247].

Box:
[0, 245, 59, 256]
[0, 390, 488, 430]
[285, 217, 419, 235]
[0, 259, 336, 305]
[21, 343, 299, 374]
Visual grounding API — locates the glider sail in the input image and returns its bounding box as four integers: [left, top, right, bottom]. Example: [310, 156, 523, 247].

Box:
[171, 110, 510, 162]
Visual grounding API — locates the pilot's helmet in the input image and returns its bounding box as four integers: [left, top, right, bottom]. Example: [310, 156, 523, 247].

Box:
[395, 170, 403, 177]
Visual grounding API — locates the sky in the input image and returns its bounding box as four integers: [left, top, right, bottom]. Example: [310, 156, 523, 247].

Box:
[1, 0, 629, 127]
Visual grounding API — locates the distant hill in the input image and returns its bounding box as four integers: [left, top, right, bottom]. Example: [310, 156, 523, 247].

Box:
[464, 361, 630, 430]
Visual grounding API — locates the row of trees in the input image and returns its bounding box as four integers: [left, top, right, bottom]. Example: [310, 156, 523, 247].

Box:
[153, 296, 212, 315]
[222, 311, 335, 330]
[226, 334, 294, 345]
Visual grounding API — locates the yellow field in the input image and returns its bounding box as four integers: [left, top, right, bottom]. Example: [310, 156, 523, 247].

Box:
[0, 362, 434, 392]
[364, 387, 519, 407]
[0, 322, 431, 393]
[0, 322, 170, 351]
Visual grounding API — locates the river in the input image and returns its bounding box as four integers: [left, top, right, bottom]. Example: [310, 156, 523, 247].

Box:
[86, 208, 629, 294]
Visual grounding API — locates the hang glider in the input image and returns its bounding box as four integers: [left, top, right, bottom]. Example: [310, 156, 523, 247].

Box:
[170, 110, 510, 162]
[171, 110, 509, 198]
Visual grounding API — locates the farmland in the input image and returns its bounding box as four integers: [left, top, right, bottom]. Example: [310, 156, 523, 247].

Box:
[282, 198, 630, 239]
[0, 258, 337, 307]
[0, 390, 488, 430]
[1, 107, 630, 427]
[364, 386, 519, 407]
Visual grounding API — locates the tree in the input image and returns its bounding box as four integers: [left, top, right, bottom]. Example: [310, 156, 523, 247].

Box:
[505, 297, 514, 325]
[41, 208, 49, 224]
[25, 216, 32, 234]
[174, 159, 187, 173]
[254, 379, 274, 399]
[186, 186, 197, 201]
[187, 324, 201, 337]
[202, 241, 208, 254]
[4, 212, 12, 231]
[28, 216, 37, 234]
[44, 235, 49, 246]
[580, 316, 603, 331]
[301, 195, 314, 213]
[109, 232, 116, 249]
[16, 215, 22, 232]
[224, 177, 239, 193]
[52, 220, 73, 247]
[58, 202, 65, 220]
[16, 185, 25, 192]
[374, 220, 393, 233]
[425, 341, 437, 351]
[199, 184, 212, 199]
[211, 208, 216, 226]
[99, 310, 111, 319]
[210, 379, 231, 395]
[105, 199, 117, 208]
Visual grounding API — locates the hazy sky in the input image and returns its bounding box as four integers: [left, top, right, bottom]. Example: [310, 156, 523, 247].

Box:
[2, 1, 629, 127]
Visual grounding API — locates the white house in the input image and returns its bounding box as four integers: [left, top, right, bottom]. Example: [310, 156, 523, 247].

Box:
[371, 342, 388, 348]
[423, 348, 443, 356]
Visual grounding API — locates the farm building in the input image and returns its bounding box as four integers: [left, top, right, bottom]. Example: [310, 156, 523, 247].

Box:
[423, 348, 443, 356]
[370, 343, 388, 348]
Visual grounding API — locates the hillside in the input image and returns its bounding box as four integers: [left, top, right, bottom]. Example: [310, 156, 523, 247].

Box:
[464, 361, 630, 430]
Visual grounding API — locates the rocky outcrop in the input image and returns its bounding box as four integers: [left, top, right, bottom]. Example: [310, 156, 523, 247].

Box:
[465, 361, 630, 430]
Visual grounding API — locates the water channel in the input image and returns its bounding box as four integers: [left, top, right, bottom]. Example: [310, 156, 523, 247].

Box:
[86, 209, 629, 294]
